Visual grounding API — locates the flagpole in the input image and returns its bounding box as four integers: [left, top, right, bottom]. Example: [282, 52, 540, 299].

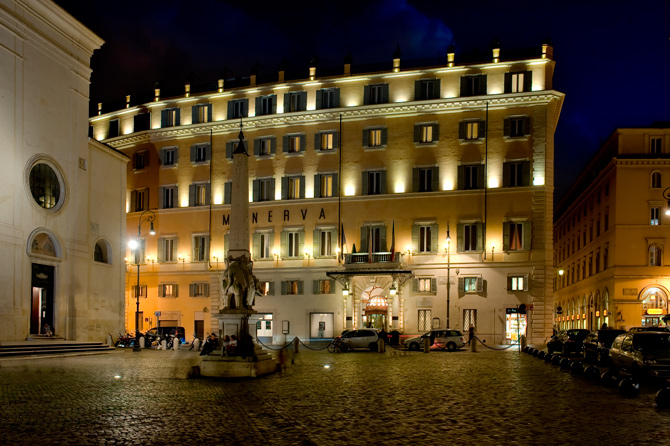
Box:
[338, 113, 342, 262]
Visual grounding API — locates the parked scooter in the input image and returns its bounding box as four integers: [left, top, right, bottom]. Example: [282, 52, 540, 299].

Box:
[114, 332, 135, 348]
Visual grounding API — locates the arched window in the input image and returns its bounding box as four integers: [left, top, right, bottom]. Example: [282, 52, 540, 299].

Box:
[93, 239, 112, 264]
[651, 171, 662, 188]
[650, 245, 662, 266]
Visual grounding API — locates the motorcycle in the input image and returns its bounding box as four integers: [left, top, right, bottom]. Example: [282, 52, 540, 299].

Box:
[114, 332, 135, 348]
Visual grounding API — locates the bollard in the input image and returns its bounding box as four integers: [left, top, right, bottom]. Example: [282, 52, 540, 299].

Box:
[173, 337, 179, 351]
[161, 339, 167, 350]
[293, 337, 300, 354]
[107, 334, 113, 347]
[520, 335, 527, 352]
[139, 336, 146, 349]
[423, 337, 430, 353]
[193, 338, 201, 351]
[471, 336, 477, 352]
[378, 338, 385, 353]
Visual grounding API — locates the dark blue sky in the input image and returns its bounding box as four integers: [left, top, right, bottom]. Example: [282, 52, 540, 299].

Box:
[57, 0, 670, 200]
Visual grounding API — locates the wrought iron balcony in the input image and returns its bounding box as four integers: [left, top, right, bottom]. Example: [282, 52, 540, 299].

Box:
[343, 252, 403, 269]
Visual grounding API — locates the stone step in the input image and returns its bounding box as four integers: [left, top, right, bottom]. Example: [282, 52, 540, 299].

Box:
[0, 342, 114, 358]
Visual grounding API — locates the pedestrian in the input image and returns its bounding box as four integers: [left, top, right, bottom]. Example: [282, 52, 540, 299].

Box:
[228, 335, 237, 356]
[468, 326, 475, 345]
[601, 322, 608, 329]
[378, 327, 388, 344]
[221, 335, 230, 356]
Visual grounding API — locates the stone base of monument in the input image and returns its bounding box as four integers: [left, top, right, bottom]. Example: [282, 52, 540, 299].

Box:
[199, 345, 277, 378]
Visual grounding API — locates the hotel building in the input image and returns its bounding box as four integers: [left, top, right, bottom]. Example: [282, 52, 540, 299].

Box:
[91, 42, 563, 345]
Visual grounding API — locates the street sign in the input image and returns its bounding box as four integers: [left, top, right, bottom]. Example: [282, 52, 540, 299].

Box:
[154, 311, 161, 317]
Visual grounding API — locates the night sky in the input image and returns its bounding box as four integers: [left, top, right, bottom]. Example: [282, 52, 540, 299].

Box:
[55, 0, 670, 201]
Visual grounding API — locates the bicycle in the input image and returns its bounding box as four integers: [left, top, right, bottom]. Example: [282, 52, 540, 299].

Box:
[327, 338, 348, 353]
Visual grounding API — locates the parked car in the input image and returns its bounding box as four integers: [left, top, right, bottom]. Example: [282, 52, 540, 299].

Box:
[546, 329, 590, 355]
[340, 329, 380, 352]
[583, 329, 626, 364]
[404, 330, 466, 351]
[626, 326, 670, 333]
[609, 331, 670, 379]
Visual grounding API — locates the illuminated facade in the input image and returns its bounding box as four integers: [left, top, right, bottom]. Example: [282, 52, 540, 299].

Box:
[554, 126, 670, 331]
[0, 0, 127, 341]
[91, 42, 563, 345]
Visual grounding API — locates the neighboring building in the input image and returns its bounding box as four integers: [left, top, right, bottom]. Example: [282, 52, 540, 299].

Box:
[554, 126, 670, 331]
[0, 0, 127, 341]
[92, 42, 563, 345]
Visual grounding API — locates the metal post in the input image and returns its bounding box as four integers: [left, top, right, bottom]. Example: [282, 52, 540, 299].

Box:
[132, 210, 156, 352]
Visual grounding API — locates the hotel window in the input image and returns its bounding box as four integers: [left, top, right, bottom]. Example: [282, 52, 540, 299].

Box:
[192, 234, 209, 262]
[258, 281, 275, 296]
[253, 178, 275, 202]
[191, 144, 211, 164]
[504, 71, 532, 93]
[256, 94, 277, 116]
[414, 79, 440, 100]
[189, 283, 209, 298]
[192, 103, 212, 124]
[503, 161, 530, 187]
[316, 88, 340, 109]
[651, 171, 662, 188]
[364, 83, 389, 105]
[134, 112, 151, 132]
[457, 222, 483, 252]
[459, 277, 483, 293]
[254, 137, 276, 157]
[158, 283, 178, 298]
[414, 123, 439, 144]
[314, 173, 337, 198]
[224, 181, 232, 205]
[130, 189, 148, 213]
[651, 137, 662, 155]
[460, 74, 487, 97]
[363, 128, 387, 148]
[458, 164, 482, 190]
[252, 231, 273, 260]
[281, 175, 305, 200]
[313, 279, 336, 295]
[504, 116, 531, 138]
[133, 150, 149, 170]
[650, 245, 662, 266]
[160, 185, 177, 209]
[459, 120, 485, 141]
[281, 229, 304, 258]
[283, 134, 305, 153]
[315, 131, 338, 151]
[189, 183, 210, 207]
[158, 236, 177, 263]
[361, 225, 386, 253]
[160, 147, 177, 167]
[314, 228, 336, 257]
[413, 223, 438, 253]
[161, 108, 180, 127]
[414, 277, 437, 294]
[503, 221, 530, 251]
[228, 99, 248, 119]
[284, 92, 307, 112]
[281, 280, 303, 295]
[362, 170, 387, 195]
[651, 206, 661, 225]
[508, 274, 529, 291]
[413, 166, 439, 192]
[108, 119, 119, 138]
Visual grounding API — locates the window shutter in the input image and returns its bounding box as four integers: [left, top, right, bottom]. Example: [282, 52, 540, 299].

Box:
[300, 92, 307, 110]
[315, 90, 323, 109]
[190, 145, 196, 162]
[269, 179, 275, 200]
[381, 128, 388, 146]
[503, 162, 510, 187]
[504, 72, 512, 93]
[412, 225, 419, 253]
[477, 165, 485, 189]
[272, 95, 278, 114]
[271, 136, 277, 155]
[242, 99, 248, 117]
[523, 221, 532, 250]
[189, 284, 195, 297]
[206, 104, 212, 122]
[192, 105, 198, 124]
[459, 121, 466, 139]
[297, 281, 304, 295]
[282, 135, 289, 153]
[330, 231, 337, 256]
[281, 177, 288, 200]
[189, 185, 196, 207]
[224, 181, 232, 204]
[524, 71, 532, 92]
[432, 166, 440, 191]
[479, 75, 487, 95]
[224, 233, 229, 256]
[333, 173, 339, 197]
[300, 175, 306, 198]
[434, 79, 441, 98]
[175, 108, 181, 126]
[314, 133, 321, 151]
[413, 125, 421, 143]
[362, 129, 369, 147]
[477, 223, 484, 251]
[412, 279, 418, 292]
[430, 278, 437, 294]
[507, 275, 512, 291]
[382, 84, 389, 103]
[313, 229, 321, 257]
[522, 161, 531, 186]
[254, 139, 260, 156]
[524, 116, 531, 136]
[503, 222, 510, 251]
[283, 93, 290, 112]
[363, 85, 370, 105]
[300, 135, 306, 152]
[158, 284, 165, 298]
[268, 282, 275, 296]
[362, 171, 369, 195]
[252, 180, 259, 202]
[226, 142, 233, 159]
[433, 124, 440, 141]
[380, 225, 387, 252]
[160, 109, 167, 127]
[281, 231, 287, 257]
[360, 227, 368, 253]
[414, 80, 422, 100]
[431, 224, 439, 253]
[460, 76, 468, 96]
[159, 187, 165, 209]
[380, 170, 387, 194]
[252, 233, 261, 259]
[227, 101, 234, 119]
[173, 237, 179, 260]
[479, 120, 486, 139]
[458, 277, 464, 292]
[205, 183, 211, 205]
[412, 168, 420, 192]
[157, 238, 165, 262]
[333, 131, 339, 150]
[298, 231, 304, 256]
[523, 275, 529, 292]
[313, 280, 320, 294]
[281, 281, 287, 295]
[314, 174, 321, 198]
[333, 88, 340, 107]
[205, 144, 211, 162]
[255, 97, 262, 115]
[476, 277, 484, 293]
[457, 223, 464, 252]
[158, 149, 165, 165]
[503, 118, 510, 137]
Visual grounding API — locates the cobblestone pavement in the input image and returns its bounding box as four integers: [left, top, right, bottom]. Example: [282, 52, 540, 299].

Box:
[2, 345, 670, 446]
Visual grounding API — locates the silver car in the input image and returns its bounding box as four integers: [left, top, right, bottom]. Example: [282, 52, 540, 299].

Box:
[404, 329, 466, 351]
[340, 329, 380, 352]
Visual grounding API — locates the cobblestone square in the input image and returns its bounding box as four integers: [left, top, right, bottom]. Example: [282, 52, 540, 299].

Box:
[2, 346, 670, 445]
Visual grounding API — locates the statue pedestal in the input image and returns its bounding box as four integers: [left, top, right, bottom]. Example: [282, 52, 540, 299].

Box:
[199, 308, 276, 378]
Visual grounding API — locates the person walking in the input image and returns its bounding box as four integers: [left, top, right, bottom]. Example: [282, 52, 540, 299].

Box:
[468, 326, 475, 345]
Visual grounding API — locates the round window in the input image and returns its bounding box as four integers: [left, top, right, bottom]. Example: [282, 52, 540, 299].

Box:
[29, 163, 61, 209]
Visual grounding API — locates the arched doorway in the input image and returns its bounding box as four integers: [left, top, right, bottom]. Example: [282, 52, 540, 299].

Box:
[362, 286, 388, 330]
[639, 286, 669, 327]
[27, 230, 61, 336]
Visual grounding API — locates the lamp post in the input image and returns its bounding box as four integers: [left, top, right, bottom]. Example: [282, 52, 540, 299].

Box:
[129, 210, 156, 352]
[446, 223, 451, 329]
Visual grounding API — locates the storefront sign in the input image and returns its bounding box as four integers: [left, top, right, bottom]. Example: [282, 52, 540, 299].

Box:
[622, 288, 638, 296]
[648, 308, 664, 315]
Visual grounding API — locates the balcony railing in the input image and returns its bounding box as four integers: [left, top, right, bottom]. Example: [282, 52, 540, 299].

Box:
[344, 252, 402, 266]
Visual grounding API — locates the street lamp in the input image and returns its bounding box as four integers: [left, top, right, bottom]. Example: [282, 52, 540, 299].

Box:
[446, 223, 451, 328]
[130, 209, 156, 352]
